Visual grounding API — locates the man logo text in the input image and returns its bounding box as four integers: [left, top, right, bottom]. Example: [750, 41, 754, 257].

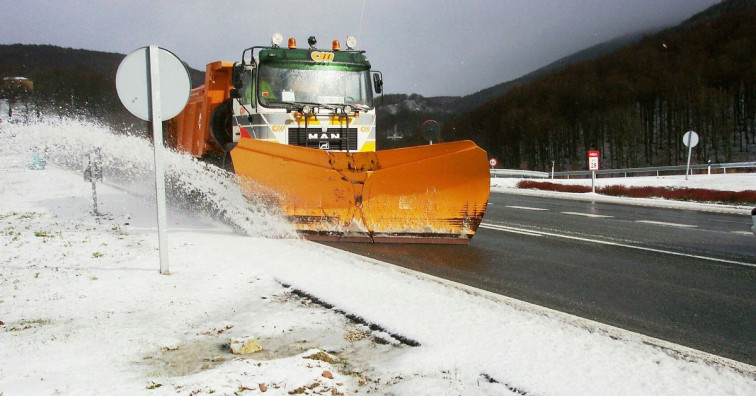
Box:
[309, 133, 340, 140]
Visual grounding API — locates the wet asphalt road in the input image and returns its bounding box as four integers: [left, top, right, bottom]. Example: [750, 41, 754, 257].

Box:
[322, 192, 756, 365]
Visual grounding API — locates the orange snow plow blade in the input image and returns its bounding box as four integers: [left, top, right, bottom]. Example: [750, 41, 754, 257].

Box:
[230, 139, 490, 243]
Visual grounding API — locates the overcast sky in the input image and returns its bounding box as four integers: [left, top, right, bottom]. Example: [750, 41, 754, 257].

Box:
[0, 0, 720, 97]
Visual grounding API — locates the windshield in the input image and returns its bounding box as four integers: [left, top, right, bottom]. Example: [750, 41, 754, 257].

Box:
[258, 64, 373, 110]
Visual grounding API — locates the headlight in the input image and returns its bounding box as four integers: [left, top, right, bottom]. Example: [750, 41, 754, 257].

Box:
[271, 33, 283, 47]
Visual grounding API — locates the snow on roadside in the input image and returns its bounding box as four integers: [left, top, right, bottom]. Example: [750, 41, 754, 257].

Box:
[1, 118, 754, 395]
[491, 174, 756, 215]
[492, 172, 756, 192]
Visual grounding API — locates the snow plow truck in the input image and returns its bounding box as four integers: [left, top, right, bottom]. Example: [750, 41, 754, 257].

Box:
[168, 34, 490, 243]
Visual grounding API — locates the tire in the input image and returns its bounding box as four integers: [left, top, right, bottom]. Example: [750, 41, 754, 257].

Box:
[210, 99, 234, 150]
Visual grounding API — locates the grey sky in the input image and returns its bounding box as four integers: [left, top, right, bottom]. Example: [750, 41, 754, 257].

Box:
[0, 0, 719, 97]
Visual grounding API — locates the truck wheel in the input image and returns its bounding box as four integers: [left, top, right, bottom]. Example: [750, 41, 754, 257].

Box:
[210, 99, 233, 150]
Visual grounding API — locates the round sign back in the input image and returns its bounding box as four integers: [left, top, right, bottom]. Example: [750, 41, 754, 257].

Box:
[116, 47, 190, 121]
[682, 131, 699, 148]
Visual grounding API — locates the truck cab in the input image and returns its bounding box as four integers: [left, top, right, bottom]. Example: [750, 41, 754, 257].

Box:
[226, 34, 382, 154]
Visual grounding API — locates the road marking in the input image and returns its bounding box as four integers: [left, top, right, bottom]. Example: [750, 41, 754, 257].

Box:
[481, 223, 543, 237]
[506, 205, 548, 211]
[562, 211, 613, 218]
[731, 231, 754, 236]
[636, 220, 697, 228]
[479, 223, 756, 269]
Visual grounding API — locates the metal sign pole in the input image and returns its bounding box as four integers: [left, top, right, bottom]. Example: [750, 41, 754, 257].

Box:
[148, 46, 170, 275]
[685, 132, 693, 181]
[116, 46, 190, 275]
[90, 152, 99, 215]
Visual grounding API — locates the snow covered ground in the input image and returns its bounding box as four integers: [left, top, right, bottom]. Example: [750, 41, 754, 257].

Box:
[491, 174, 756, 215]
[1, 117, 755, 395]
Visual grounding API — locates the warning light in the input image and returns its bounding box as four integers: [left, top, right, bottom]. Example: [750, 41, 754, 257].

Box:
[332, 40, 341, 51]
[288, 37, 297, 49]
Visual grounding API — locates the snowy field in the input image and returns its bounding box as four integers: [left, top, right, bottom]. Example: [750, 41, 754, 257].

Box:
[1, 117, 755, 395]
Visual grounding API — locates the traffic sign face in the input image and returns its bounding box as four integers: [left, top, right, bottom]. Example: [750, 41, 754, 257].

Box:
[682, 131, 699, 148]
[420, 119, 441, 142]
[588, 150, 600, 171]
[489, 158, 497, 167]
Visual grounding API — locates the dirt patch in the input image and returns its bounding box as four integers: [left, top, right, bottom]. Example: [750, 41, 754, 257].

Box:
[142, 289, 411, 381]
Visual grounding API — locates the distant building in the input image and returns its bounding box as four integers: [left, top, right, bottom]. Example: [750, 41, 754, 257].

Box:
[3, 77, 34, 92]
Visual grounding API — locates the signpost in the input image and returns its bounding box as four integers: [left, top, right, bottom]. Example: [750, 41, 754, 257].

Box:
[489, 158, 497, 169]
[115, 46, 190, 275]
[588, 150, 599, 193]
[682, 131, 699, 180]
[420, 120, 441, 145]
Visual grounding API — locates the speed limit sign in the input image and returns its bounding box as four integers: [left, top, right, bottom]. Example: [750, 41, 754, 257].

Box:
[489, 158, 498, 168]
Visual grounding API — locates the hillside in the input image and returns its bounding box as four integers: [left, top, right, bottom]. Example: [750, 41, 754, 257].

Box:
[443, 0, 756, 171]
[452, 31, 655, 114]
[0, 44, 204, 129]
[374, 26, 665, 148]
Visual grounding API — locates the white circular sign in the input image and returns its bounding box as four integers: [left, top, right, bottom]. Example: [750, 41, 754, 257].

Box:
[682, 131, 699, 148]
[489, 158, 497, 167]
[116, 47, 191, 121]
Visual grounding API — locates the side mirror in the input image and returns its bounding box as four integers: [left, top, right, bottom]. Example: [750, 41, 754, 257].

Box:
[229, 88, 241, 99]
[372, 72, 383, 94]
[232, 63, 244, 89]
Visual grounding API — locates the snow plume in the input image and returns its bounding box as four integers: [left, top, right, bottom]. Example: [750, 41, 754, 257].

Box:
[0, 116, 296, 239]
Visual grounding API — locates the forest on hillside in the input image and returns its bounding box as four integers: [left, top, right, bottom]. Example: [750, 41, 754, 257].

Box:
[0, 45, 204, 130]
[445, 5, 756, 171]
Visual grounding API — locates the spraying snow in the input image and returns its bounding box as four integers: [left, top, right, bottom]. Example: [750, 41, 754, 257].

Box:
[0, 116, 296, 239]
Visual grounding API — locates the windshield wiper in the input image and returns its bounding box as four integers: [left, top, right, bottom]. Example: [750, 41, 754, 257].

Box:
[265, 101, 337, 112]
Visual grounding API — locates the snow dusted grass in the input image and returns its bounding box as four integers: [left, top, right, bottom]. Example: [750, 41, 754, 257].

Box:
[515, 179, 756, 205]
[1, 117, 755, 395]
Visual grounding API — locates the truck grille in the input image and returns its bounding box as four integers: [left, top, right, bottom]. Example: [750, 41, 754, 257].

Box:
[288, 127, 358, 151]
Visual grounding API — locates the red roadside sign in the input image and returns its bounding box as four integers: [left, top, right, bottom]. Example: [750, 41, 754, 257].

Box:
[588, 150, 600, 171]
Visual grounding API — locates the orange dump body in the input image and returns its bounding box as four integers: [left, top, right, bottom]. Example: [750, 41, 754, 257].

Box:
[169, 61, 234, 157]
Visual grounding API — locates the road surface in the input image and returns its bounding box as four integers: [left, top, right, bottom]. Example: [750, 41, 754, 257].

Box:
[323, 192, 756, 365]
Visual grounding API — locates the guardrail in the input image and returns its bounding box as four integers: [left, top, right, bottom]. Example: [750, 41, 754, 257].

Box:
[490, 162, 756, 179]
[490, 169, 549, 178]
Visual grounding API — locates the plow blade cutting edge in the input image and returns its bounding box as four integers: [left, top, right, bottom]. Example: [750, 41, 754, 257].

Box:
[229, 139, 490, 243]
